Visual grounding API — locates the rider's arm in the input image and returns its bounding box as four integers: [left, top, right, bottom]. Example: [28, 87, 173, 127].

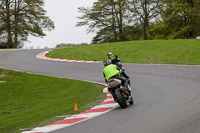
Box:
[121, 71, 129, 78]
[116, 65, 129, 79]
[103, 73, 108, 83]
[116, 65, 121, 71]
[115, 55, 120, 62]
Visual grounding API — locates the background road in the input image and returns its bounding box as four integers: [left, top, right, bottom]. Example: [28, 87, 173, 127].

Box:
[1, 49, 200, 133]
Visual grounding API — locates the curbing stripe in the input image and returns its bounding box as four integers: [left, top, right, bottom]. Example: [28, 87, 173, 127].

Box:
[99, 101, 117, 105]
[46, 118, 88, 126]
[91, 103, 118, 109]
[103, 98, 114, 102]
[36, 50, 102, 63]
[66, 112, 103, 119]
[79, 107, 113, 114]
[107, 96, 114, 99]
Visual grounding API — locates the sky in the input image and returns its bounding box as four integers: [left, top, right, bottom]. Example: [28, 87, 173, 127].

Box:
[23, 0, 97, 49]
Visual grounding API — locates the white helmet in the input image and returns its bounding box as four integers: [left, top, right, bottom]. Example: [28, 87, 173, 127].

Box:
[107, 52, 112, 56]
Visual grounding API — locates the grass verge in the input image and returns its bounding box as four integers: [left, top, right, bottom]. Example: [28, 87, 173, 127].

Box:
[0, 68, 105, 133]
[47, 39, 200, 65]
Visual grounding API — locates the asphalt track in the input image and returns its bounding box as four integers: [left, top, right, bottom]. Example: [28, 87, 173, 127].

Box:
[1, 49, 200, 133]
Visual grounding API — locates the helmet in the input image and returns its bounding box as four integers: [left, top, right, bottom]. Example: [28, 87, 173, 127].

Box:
[107, 52, 112, 56]
[103, 59, 111, 66]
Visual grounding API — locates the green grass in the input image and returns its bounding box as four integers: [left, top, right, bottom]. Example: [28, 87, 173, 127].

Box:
[0, 69, 105, 133]
[47, 39, 200, 65]
[0, 48, 20, 51]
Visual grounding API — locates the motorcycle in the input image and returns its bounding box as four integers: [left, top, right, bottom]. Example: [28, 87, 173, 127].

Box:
[107, 78, 134, 108]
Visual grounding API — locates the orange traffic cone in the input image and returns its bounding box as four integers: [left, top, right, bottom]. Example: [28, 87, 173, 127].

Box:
[74, 104, 78, 110]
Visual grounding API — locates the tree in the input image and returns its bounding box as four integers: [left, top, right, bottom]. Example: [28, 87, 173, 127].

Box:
[77, 0, 129, 43]
[163, 0, 194, 38]
[0, 0, 54, 48]
[123, 25, 143, 40]
[128, 0, 163, 40]
[77, 0, 199, 42]
[150, 0, 200, 39]
[0, 0, 13, 47]
[190, 0, 200, 37]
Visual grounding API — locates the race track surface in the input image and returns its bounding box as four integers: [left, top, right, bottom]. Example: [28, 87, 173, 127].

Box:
[1, 49, 200, 133]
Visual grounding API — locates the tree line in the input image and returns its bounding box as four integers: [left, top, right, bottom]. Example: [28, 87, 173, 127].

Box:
[1, 0, 199, 48]
[0, 0, 54, 48]
[77, 0, 200, 44]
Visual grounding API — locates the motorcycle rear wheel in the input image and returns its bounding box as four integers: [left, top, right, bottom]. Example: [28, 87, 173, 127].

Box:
[114, 88, 127, 108]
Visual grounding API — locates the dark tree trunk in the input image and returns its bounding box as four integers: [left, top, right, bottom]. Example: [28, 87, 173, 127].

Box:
[143, 0, 148, 40]
[13, 0, 19, 48]
[5, 0, 13, 48]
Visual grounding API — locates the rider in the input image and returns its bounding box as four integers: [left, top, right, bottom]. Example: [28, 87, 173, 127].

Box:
[107, 52, 122, 69]
[103, 59, 131, 97]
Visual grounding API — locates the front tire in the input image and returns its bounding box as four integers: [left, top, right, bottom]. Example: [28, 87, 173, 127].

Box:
[129, 96, 134, 105]
[114, 88, 127, 108]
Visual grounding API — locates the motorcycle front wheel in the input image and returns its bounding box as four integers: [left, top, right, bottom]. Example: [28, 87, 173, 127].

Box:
[114, 88, 127, 108]
[129, 96, 134, 105]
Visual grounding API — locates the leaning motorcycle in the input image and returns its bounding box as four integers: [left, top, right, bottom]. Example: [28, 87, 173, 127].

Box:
[107, 78, 134, 108]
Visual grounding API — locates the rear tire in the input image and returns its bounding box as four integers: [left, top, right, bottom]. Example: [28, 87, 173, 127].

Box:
[114, 88, 127, 108]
